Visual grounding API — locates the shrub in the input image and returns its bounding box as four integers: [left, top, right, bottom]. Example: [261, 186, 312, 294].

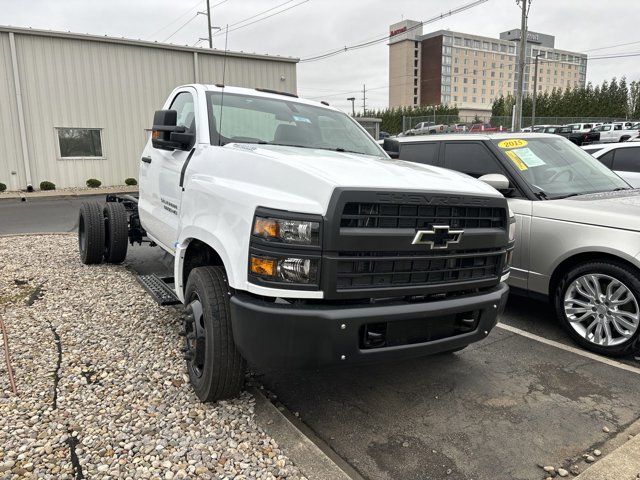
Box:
[86, 178, 102, 188]
[39, 181, 56, 191]
[124, 178, 138, 186]
[0, 183, 6, 192]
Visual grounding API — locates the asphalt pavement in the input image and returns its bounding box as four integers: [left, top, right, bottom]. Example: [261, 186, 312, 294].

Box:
[3, 195, 640, 480]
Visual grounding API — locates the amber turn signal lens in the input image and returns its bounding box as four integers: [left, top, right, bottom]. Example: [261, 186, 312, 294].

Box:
[152, 130, 160, 139]
[253, 217, 279, 238]
[250, 256, 276, 277]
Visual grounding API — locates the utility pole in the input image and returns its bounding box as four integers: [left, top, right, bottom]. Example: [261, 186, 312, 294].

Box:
[206, 0, 213, 48]
[531, 53, 541, 128]
[514, 0, 531, 132]
[347, 97, 356, 116]
[362, 84, 367, 116]
[198, 0, 219, 48]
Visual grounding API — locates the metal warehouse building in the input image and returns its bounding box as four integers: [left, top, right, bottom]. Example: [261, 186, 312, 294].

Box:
[0, 26, 298, 191]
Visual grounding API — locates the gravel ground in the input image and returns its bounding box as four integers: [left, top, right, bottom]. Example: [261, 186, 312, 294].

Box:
[0, 234, 306, 480]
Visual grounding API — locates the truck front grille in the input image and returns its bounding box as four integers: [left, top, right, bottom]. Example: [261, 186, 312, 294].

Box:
[340, 203, 506, 230]
[336, 249, 502, 290]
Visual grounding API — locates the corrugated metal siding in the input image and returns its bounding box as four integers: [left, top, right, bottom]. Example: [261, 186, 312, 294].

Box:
[198, 54, 297, 94]
[2, 31, 297, 189]
[0, 32, 25, 190]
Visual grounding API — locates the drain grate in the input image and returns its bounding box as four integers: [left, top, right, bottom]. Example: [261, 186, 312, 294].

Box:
[137, 274, 181, 305]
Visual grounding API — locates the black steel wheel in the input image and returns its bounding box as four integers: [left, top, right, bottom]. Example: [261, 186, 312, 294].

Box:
[78, 202, 105, 265]
[103, 202, 128, 263]
[183, 266, 245, 402]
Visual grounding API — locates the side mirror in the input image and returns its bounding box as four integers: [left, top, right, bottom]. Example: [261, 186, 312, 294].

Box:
[479, 173, 510, 191]
[151, 110, 195, 151]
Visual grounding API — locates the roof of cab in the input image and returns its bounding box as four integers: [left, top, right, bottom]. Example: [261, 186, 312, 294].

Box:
[192, 84, 342, 112]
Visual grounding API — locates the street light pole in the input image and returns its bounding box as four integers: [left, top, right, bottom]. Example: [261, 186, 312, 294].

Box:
[531, 53, 541, 129]
[347, 97, 355, 116]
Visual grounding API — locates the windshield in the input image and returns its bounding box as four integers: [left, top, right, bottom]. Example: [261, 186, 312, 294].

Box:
[491, 137, 630, 198]
[206, 91, 384, 157]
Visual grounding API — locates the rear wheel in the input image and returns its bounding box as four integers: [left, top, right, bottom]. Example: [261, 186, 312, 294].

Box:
[183, 266, 245, 402]
[554, 261, 640, 356]
[103, 202, 128, 263]
[78, 202, 105, 265]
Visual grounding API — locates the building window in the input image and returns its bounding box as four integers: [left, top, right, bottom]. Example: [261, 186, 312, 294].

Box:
[482, 41, 490, 50]
[413, 96, 418, 105]
[414, 87, 418, 95]
[442, 56, 451, 65]
[472, 96, 477, 103]
[463, 78, 468, 84]
[414, 59, 418, 67]
[443, 45, 452, 55]
[442, 65, 451, 75]
[57, 128, 103, 158]
[414, 49, 419, 58]
[453, 95, 458, 102]
[414, 69, 418, 76]
[414, 78, 418, 86]
[453, 66, 459, 73]
[454, 37, 462, 46]
[492, 43, 499, 52]
[415, 41, 419, 48]
[441, 75, 451, 85]
[443, 35, 452, 45]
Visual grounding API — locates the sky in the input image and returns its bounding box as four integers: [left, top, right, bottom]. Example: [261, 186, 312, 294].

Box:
[2, 0, 640, 114]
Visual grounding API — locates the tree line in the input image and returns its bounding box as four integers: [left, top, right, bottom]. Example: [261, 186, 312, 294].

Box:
[491, 77, 640, 120]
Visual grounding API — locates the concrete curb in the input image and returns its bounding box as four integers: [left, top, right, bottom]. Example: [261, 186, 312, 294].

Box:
[574, 434, 640, 479]
[0, 186, 138, 201]
[250, 386, 364, 480]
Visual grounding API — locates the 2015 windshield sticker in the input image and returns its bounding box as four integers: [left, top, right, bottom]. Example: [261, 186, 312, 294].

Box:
[293, 115, 312, 124]
[498, 139, 528, 149]
[509, 147, 546, 167]
[505, 150, 528, 171]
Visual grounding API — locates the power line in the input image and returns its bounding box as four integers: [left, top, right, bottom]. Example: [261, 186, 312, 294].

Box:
[145, 0, 204, 40]
[161, 14, 200, 42]
[298, 0, 488, 63]
[582, 39, 640, 53]
[211, 0, 307, 37]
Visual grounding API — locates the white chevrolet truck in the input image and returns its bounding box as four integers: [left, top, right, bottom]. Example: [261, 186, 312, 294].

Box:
[77, 85, 514, 401]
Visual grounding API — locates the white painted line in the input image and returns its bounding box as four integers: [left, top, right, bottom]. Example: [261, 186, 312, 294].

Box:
[496, 322, 640, 375]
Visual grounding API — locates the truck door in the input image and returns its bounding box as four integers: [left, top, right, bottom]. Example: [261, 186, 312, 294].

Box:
[141, 89, 197, 252]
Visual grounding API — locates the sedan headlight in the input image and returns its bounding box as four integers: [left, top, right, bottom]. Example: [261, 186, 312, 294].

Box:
[253, 216, 320, 246]
[508, 208, 516, 242]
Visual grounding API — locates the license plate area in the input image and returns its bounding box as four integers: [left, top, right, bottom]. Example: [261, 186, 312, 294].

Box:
[360, 310, 480, 349]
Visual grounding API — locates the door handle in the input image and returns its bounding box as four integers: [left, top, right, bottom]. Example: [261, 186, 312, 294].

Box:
[141, 156, 152, 164]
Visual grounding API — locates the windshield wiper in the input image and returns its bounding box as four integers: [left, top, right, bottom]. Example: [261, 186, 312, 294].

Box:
[271, 143, 368, 155]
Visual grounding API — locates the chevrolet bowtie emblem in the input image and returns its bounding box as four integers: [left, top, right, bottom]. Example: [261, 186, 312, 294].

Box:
[412, 225, 464, 249]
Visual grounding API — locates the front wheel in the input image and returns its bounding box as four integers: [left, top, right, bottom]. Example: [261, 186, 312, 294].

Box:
[183, 266, 245, 402]
[554, 261, 640, 356]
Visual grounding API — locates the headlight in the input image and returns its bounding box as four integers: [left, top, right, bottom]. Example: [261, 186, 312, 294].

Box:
[249, 254, 319, 284]
[253, 216, 320, 246]
[508, 208, 516, 242]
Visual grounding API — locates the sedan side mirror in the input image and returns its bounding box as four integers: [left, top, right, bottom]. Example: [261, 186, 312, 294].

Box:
[152, 110, 195, 151]
[479, 173, 510, 191]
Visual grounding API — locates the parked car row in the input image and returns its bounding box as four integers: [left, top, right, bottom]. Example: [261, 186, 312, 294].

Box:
[527, 121, 640, 146]
[383, 132, 640, 357]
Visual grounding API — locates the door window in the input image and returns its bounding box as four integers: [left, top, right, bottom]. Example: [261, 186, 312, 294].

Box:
[399, 143, 439, 166]
[612, 147, 640, 172]
[170, 92, 196, 132]
[443, 142, 502, 177]
[596, 150, 614, 168]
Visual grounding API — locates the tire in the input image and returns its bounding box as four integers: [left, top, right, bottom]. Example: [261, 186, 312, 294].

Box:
[103, 202, 128, 264]
[554, 261, 640, 356]
[620, 136, 630, 142]
[78, 202, 105, 265]
[183, 266, 245, 402]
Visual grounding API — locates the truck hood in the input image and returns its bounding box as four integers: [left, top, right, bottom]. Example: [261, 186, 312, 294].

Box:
[226, 143, 500, 196]
[533, 190, 640, 231]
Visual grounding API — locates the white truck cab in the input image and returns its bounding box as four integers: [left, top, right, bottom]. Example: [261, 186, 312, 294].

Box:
[78, 85, 513, 401]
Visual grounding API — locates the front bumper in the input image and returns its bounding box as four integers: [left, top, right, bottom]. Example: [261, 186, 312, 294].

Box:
[229, 282, 509, 369]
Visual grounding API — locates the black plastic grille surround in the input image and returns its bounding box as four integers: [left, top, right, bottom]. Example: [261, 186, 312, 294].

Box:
[340, 203, 506, 230]
[336, 249, 502, 289]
